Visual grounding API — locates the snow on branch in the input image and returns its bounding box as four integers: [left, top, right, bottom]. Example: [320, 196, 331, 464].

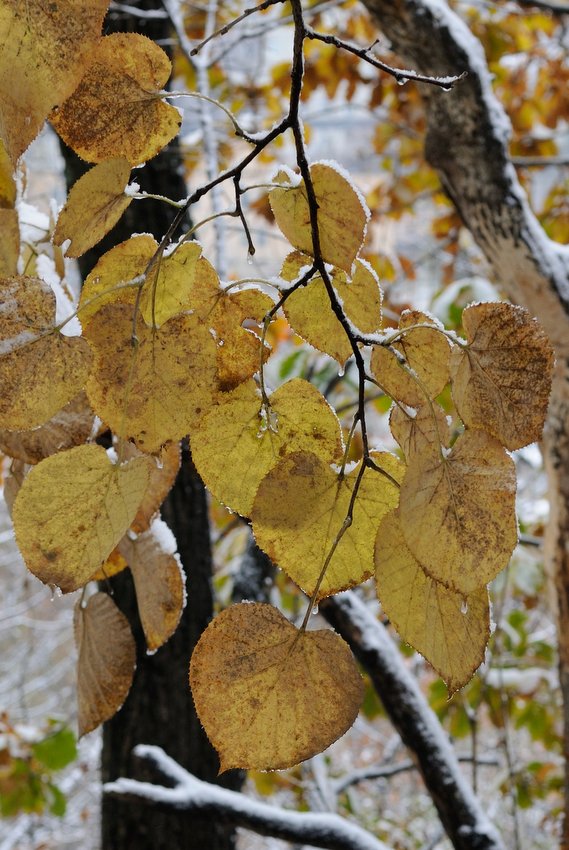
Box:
[320, 592, 507, 850]
[104, 744, 390, 850]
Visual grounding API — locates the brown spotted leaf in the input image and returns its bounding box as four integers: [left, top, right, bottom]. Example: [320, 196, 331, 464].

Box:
[375, 510, 489, 693]
[0, 277, 91, 430]
[450, 302, 554, 450]
[399, 429, 517, 594]
[389, 403, 450, 460]
[189, 603, 363, 771]
[75, 592, 136, 736]
[51, 33, 181, 165]
[0, 1, 109, 163]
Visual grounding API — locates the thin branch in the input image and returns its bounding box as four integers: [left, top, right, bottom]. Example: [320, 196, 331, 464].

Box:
[305, 28, 468, 89]
[191, 0, 286, 56]
[104, 745, 391, 850]
[512, 155, 569, 167]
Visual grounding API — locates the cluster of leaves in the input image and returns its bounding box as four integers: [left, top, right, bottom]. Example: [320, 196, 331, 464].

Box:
[0, 0, 554, 774]
[0, 713, 77, 818]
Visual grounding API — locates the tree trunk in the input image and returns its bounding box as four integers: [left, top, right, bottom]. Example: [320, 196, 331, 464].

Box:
[358, 0, 569, 843]
[61, 3, 243, 848]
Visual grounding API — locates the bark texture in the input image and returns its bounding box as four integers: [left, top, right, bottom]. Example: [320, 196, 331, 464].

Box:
[358, 0, 569, 843]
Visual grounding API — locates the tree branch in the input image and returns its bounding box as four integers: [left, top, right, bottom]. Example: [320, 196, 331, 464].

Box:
[104, 745, 391, 850]
[319, 592, 507, 850]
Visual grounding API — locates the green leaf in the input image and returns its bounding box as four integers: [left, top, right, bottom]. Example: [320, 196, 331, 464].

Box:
[32, 725, 77, 771]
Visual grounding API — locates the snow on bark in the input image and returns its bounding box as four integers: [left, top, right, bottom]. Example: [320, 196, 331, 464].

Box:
[320, 591, 507, 850]
[104, 744, 390, 850]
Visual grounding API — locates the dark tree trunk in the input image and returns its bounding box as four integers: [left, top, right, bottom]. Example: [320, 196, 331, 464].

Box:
[60, 3, 243, 848]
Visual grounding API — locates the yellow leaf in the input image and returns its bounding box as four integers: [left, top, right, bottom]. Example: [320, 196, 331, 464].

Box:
[85, 303, 218, 452]
[450, 302, 554, 450]
[252, 451, 402, 597]
[50, 33, 182, 165]
[210, 287, 274, 391]
[375, 510, 489, 693]
[371, 311, 450, 406]
[0, 0, 109, 163]
[269, 163, 369, 272]
[0, 276, 91, 429]
[89, 547, 128, 582]
[190, 378, 343, 517]
[79, 234, 156, 326]
[189, 602, 363, 771]
[332, 260, 382, 334]
[75, 593, 136, 737]
[284, 273, 353, 365]
[399, 429, 517, 594]
[12, 444, 151, 593]
[389, 403, 450, 459]
[0, 391, 94, 464]
[0, 209, 19, 275]
[0, 139, 16, 207]
[118, 518, 185, 653]
[53, 158, 132, 258]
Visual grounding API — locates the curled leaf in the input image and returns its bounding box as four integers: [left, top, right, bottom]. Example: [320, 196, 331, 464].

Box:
[189, 603, 363, 771]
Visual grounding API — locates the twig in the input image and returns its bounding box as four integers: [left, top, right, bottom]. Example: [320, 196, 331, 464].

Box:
[191, 0, 287, 55]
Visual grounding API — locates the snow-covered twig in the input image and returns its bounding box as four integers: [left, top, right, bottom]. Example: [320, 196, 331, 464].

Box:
[104, 744, 390, 850]
[320, 591, 507, 850]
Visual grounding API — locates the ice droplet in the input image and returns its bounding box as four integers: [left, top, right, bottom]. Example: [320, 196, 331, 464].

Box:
[396, 76, 408, 86]
[460, 599, 468, 615]
[247, 254, 254, 266]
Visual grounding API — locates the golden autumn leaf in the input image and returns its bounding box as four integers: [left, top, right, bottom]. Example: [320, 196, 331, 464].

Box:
[50, 33, 182, 165]
[210, 287, 274, 391]
[0, 209, 19, 275]
[399, 429, 517, 595]
[450, 302, 554, 450]
[79, 234, 155, 326]
[371, 311, 451, 407]
[118, 518, 185, 653]
[0, 276, 91, 430]
[0, 391, 95, 464]
[74, 592, 136, 737]
[252, 451, 402, 597]
[53, 158, 133, 258]
[283, 274, 353, 365]
[0, 139, 16, 207]
[375, 510, 489, 693]
[189, 603, 363, 771]
[332, 259, 382, 335]
[389, 403, 450, 459]
[85, 302, 218, 452]
[190, 378, 343, 517]
[269, 163, 369, 272]
[0, 0, 109, 163]
[12, 444, 152, 593]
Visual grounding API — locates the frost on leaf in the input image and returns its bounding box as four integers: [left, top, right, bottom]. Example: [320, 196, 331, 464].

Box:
[269, 163, 368, 272]
[75, 593, 136, 737]
[189, 603, 363, 771]
[85, 302, 218, 452]
[399, 429, 517, 595]
[53, 158, 133, 258]
[191, 378, 344, 517]
[389, 403, 450, 459]
[371, 311, 450, 407]
[0, 391, 95, 465]
[79, 234, 156, 326]
[375, 510, 489, 694]
[251, 451, 402, 598]
[0, 276, 91, 430]
[450, 302, 554, 450]
[12, 444, 151, 593]
[0, 0, 109, 163]
[118, 518, 185, 653]
[50, 33, 181, 165]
